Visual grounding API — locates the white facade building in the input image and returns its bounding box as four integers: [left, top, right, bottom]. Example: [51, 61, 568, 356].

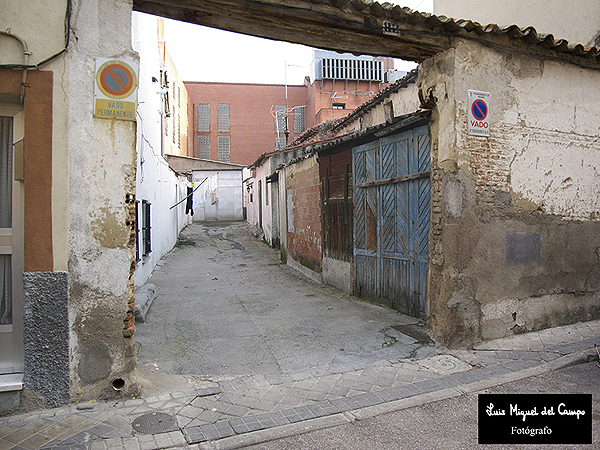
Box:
[131, 12, 192, 286]
[192, 170, 244, 221]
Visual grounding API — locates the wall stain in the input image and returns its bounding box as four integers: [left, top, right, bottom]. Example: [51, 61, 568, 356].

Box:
[91, 206, 129, 249]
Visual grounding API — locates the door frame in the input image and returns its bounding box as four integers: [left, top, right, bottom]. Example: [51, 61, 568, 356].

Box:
[0, 104, 24, 374]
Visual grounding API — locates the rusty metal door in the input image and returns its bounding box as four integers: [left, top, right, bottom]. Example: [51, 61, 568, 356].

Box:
[353, 125, 430, 317]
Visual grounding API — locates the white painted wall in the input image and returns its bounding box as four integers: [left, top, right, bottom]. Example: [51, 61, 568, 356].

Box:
[192, 170, 244, 221]
[132, 12, 191, 286]
[434, 0, 600, 46]
[254, 161, 275, 242]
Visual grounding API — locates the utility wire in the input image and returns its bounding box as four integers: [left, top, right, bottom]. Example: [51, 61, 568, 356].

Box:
[1, 0, 72, 69]
[169, 177, 208, 210]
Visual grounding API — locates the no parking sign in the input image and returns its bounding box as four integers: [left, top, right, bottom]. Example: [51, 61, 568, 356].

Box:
[468, 90, 490, 137]
[94, 58, 139, 121]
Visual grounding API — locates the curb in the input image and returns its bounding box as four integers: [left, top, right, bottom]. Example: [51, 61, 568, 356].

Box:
[184, 347, 598, 450]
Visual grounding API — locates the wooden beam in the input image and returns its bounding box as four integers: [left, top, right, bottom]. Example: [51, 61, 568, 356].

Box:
[356, 170, 430, 188]
[133, 0, 450, 62]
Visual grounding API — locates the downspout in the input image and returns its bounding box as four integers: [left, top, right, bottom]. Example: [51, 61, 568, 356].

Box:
[0, 29, 32, 101]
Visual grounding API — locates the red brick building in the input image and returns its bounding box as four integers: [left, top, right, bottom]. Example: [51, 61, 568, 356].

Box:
[185, 82, 308, 166]
[185, 51, 400, 166]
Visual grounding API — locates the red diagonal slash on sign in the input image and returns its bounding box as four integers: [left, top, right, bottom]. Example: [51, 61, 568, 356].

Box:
[108, 68, 127, 90]
[472, 99, 487, 120]
[99, 63, 134, 98]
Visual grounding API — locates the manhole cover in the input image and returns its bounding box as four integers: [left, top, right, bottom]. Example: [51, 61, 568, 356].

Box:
[391, 324, 433, 343]
[132, 412, 179, 434]
[418, 355, 472, 375]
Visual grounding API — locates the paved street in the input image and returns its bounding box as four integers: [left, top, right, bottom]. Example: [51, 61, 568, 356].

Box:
[0, 221, 597, 450]
[135, 222, 434, 379]
[237, 361, 600, 450]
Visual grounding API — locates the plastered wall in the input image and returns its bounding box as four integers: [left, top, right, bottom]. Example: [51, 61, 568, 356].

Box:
[66, 0, 139, 399]
[421, 38, 600, 347]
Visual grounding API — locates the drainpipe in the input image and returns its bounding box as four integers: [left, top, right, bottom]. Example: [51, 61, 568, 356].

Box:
[0, 29, 32, 102]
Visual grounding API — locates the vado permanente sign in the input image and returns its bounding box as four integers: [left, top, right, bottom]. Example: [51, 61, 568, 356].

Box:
[94, 57, 139, 121]
[468, 90, 490, 137]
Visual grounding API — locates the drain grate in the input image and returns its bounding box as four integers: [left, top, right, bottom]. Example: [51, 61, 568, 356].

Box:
[391, 324, 433, 343]
[132, 412, 179, 434]
[178, 240, 196, 246]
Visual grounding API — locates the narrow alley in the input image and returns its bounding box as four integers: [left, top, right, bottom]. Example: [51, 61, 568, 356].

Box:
[134, 221, 434, 381]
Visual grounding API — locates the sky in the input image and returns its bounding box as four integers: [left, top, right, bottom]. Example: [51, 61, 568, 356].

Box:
[163, 0, 434, 85]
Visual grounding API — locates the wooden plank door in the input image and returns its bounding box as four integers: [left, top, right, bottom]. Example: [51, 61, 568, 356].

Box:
[353, 125, 430, 317]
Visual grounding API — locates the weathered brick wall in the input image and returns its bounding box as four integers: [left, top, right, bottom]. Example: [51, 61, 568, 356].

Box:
[421, 39, 600, 347]
[286, 155, 323, 272]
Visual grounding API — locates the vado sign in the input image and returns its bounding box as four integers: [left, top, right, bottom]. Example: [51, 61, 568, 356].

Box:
[468, 90, 490, 137]
[94, 57, 139, 121]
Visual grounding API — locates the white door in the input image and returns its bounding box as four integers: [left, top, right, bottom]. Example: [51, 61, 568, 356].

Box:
[0, 105, 24, 374]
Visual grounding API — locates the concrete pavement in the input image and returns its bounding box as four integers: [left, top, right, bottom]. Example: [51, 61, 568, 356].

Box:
[0, 222, 597, 450]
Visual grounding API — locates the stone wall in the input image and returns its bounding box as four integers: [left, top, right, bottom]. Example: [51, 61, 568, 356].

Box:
[421, 38, 600, 347]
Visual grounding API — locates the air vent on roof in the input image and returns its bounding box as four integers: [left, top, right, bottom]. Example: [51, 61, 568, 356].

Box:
[321, 58, 383, 82]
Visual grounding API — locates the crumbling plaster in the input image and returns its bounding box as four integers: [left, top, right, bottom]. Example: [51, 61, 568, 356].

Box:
[420, 38, 600, 347]
[67, 0, 139, 399]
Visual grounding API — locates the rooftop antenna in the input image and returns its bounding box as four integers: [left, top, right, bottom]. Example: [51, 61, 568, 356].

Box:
[283, 62, 303, 146]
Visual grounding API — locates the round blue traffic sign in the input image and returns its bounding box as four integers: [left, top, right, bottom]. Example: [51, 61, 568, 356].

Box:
[471, 99, 488, 120]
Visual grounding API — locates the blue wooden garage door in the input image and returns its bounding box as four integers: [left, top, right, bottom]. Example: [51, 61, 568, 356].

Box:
[353, 125, 430, 317]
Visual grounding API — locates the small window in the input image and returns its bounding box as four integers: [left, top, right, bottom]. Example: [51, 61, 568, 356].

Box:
[135, 201, 140, 261]
[332, 103, 345, 110]
[198, 136, 210, 159]
[275, 136, 286, 150]
[275, 105, 286, 133]
[294, 106, 305, 133]
[137, 200, 151, 259]
[218, 104, 230, 132]
[218, 136, 230, 163]
[198, 104, 210, 132]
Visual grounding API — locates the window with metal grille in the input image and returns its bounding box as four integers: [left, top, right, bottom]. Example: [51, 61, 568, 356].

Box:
[137, 200, 151, 258]
[218, 104, 230, 132]
[135, 201, 139, 261]
[198, 136, 210, 159]
[218, 136, 230, 163]
[198, 104, 210, 132]
[275, 136, 286, 150]
[275, 105, 286, 133]
[294, 106, 305, 133]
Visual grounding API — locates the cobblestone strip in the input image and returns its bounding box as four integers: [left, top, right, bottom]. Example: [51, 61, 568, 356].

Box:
[180, 355, 543, 446]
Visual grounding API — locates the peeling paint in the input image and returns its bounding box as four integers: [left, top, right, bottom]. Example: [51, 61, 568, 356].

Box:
[91, 206, 129, 249]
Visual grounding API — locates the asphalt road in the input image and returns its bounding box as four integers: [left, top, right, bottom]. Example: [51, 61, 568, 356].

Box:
[237, 360, 600, 450]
